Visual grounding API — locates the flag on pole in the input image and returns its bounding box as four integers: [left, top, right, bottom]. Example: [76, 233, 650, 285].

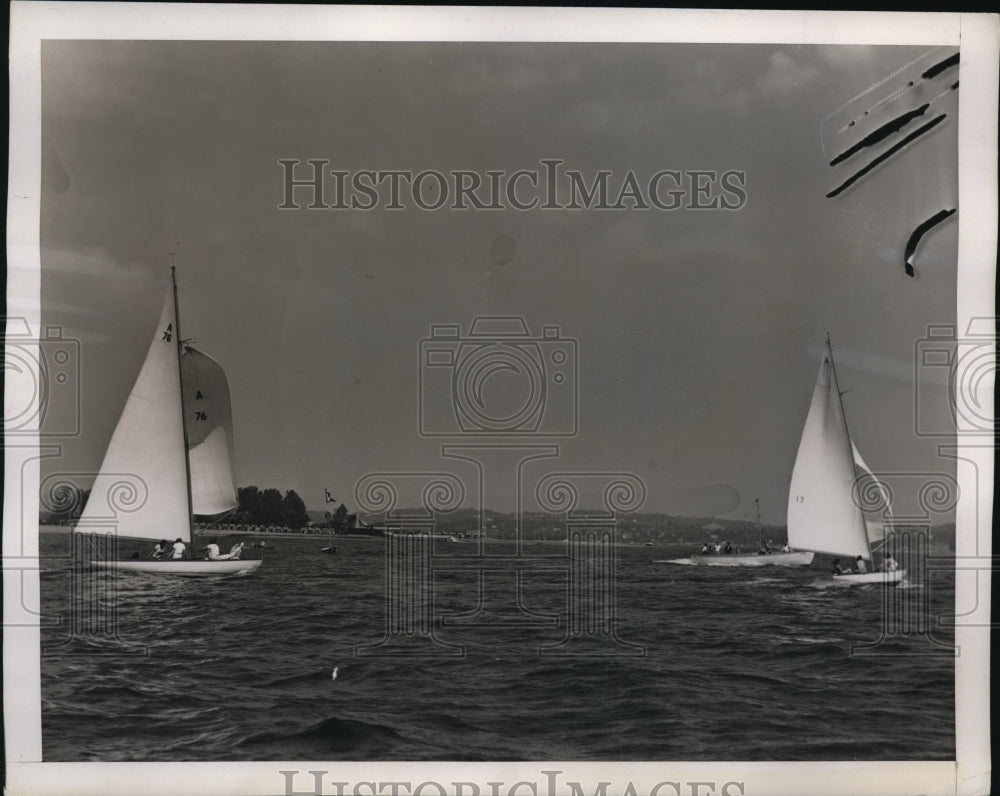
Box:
[324, 488, 335, 504]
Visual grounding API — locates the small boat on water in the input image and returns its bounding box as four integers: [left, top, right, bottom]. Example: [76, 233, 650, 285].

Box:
[688, 500, 814, 567]
[786, 336, 904, 586]
[78, 268, 261, 577]
[689, 549, 815, 567]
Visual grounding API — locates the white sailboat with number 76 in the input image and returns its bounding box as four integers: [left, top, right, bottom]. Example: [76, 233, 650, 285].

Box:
[78, 269, 261, 577]
[786, 336, 904, 586]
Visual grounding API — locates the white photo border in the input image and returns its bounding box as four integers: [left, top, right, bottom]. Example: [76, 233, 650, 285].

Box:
[6, 5, 996, 796]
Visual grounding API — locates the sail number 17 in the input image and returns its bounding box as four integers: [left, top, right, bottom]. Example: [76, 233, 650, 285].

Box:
[795, 496, 805, 503]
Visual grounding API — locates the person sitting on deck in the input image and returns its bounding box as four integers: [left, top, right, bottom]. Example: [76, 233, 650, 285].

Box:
[151, 539, 167, 560]
[171, 538, 186, 559]
[204, 542, 221, 560]
[855, 555, 868, 574]
[832, 559, 850, 575]
[724, 542, 733, 554]
[700, 543, 710, 554]
[883, 553, 899, 572]
[781, 543, 790, 553]
[713, 542, 722, 553]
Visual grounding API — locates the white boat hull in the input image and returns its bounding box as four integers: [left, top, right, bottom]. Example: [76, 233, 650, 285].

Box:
[690, 551, 815, 567]
[833, 569, 906, 586]
[90, 559, 262, 577]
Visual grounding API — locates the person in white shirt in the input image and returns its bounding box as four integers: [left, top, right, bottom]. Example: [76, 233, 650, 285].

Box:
[171, 538, 186, 559]
[151, 539, 167, 560]
[883, 553, 899, 572]
[854, 555, 868, 574]
[204, 542, 221, 560]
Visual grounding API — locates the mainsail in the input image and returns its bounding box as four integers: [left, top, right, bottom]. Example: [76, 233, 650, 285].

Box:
[181, 346, 238, 516]
[76, 283, 238, 542]
[77, 294, 191, 542]
[786, 339, 872, 560]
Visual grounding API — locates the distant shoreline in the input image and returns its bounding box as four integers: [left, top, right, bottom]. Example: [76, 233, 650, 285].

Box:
[37, 524, 383, 541]
[36, 524, 956, 554]
[37, 525, 685, 548]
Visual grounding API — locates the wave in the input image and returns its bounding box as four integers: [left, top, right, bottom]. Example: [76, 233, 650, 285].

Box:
[237, 714, 405, 755]
[255, 668, 341, 689]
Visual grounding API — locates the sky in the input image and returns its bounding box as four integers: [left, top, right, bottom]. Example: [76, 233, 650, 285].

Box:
[39, 41, 961, 522]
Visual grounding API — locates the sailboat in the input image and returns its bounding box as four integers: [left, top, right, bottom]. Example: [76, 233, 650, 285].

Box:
[77, 269, 262, 577]
[688, 499, 815, 567]
[786, 336, 905, 586]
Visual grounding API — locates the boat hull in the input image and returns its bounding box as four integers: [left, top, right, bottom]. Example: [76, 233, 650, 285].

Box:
[832, 569, 906, 586]
[90, 559, 262, 577]
[690, 551, 815, 567]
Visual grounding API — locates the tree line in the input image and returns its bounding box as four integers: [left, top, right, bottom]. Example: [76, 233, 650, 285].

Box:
[39, 483, 316, 530]
[235, 486, 309, 529]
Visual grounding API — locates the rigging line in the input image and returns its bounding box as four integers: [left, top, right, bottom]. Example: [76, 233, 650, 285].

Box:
[826, 335, 871, 561]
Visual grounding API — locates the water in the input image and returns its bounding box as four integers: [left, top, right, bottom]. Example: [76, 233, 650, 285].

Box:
[39, 531, 955, 761]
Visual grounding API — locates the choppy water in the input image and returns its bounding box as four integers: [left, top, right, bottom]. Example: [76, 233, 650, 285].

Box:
[39, 531, 955, 761]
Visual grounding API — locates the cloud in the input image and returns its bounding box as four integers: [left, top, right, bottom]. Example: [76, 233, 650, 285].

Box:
[756, 50, 820, 99]
[815, 45, 881, 69]
[450, 55, 583, 97]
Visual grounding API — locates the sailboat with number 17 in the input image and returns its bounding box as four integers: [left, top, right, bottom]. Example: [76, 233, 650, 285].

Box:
[786, 335, 904, 586]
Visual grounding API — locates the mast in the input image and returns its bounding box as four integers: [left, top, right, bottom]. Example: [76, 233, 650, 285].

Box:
[171, 264, 197, 555]
[826, 333, 871, 561]
[755, 497, 763, 551]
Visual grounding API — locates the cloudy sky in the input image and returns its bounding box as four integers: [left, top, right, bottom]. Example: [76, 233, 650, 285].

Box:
[40, 41, 960, 521]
